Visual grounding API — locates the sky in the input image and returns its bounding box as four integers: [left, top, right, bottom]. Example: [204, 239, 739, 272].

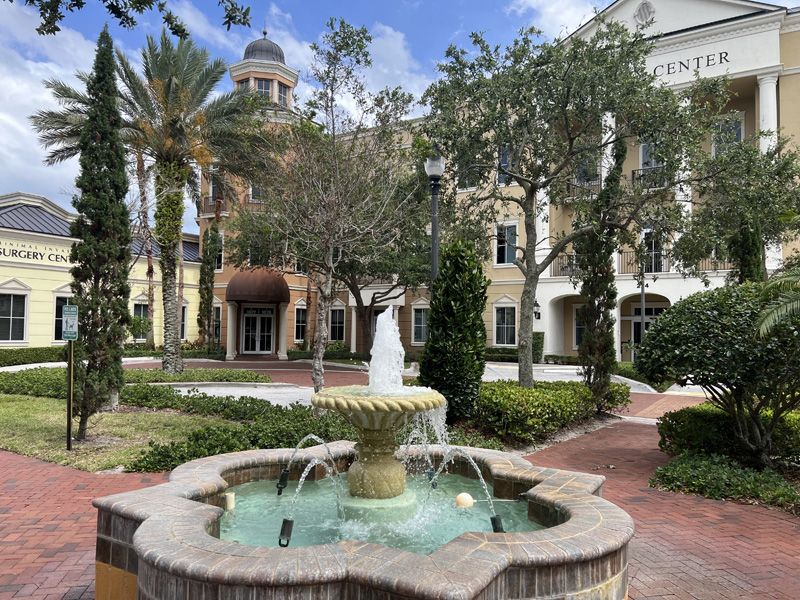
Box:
[0, 0, 614, 232]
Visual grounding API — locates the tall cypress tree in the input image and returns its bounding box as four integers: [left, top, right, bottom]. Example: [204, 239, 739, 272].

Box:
[69, 25, 131, 440]
[573, 138, 625, 411]
[197, 220, 220, 354]
[419, 239, 489, 424]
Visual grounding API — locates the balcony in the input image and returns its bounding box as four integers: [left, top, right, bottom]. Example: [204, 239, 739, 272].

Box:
[551, 253, 579, 277]
[199, 197, 228, 216]
[618, 250, 670, 274]
[566, 176, 602, 197]
[631, 167, 667, 189]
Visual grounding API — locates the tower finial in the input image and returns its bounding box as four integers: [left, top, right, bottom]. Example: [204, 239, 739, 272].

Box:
[263, 28, 268, 38]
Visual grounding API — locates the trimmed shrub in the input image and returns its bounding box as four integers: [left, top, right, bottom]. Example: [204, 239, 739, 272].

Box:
[543, 354, 582, 365]
[0, 368, 271, 400]
[469, 380, 594, 443]
[287, 349, 368, 361]
[650, 453, 799, 512]
[419, 239, 489, 424]
[0, 347, 65, 367]
[658, 404, 800, 463]
[484, 333, 545, 364]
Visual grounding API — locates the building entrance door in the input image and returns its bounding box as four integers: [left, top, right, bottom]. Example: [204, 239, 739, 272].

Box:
[242, 307, 273, 354]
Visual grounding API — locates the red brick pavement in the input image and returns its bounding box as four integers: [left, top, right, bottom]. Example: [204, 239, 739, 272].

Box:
[525, 419, 800, 600]
[2, 377, 798, 600]
[0, 453, 168, 600]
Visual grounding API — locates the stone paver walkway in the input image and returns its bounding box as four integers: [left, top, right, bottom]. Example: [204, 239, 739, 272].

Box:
[1, 370, 798, 598]
[525, 413, 800, 600]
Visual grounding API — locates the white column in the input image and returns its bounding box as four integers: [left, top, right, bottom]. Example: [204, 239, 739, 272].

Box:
[614, 303, 622, 361]
[278, 303, 288, 360]
[600, 113, 615, 181]
[758, 74, 779, 152]
[350, 307, 358, 353]
[758, 74, 783, 269]
[226, 303, 237, 360]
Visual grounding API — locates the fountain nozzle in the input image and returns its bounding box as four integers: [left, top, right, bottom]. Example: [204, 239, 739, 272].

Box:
[277, 468, 290, 495]
[427, 468, 437, 489]
[278, 518, 294, 547]
[491, 515, 505, 533]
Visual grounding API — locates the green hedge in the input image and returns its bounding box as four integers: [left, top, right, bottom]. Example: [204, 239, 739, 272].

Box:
[468, 380, 612, 444]
[543, 354, 582, 365]
[287, 349, 369, 361]
[0, 368, 272, 400]
[650, 453, 799, 512]
[614, 362, 672, 393]
[658, 403, 800, 463]
[0, 347, 65, 367]
[484, 333, 545, 364]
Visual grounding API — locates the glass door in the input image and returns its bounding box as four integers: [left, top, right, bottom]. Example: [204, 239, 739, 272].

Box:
[242, 307, 274, 354]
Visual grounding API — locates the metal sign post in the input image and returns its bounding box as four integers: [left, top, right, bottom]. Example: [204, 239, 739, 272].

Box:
[62, 305, 78, 451]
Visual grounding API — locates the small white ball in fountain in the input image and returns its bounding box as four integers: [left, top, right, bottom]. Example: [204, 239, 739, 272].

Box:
[455, 492, 475, 508]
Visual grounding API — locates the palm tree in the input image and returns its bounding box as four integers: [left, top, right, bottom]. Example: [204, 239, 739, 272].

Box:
[757, 213, 800, 336]
[31, 29, 249, 373]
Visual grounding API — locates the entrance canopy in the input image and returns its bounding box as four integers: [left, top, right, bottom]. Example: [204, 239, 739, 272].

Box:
[226, 268, 290, 303]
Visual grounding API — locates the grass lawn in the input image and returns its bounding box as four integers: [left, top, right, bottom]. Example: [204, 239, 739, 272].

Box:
[0, 393, 224, 472]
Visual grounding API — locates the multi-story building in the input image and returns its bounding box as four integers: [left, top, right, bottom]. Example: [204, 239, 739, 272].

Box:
[203, 4, 800, 362]
[0, 191, 202, 348]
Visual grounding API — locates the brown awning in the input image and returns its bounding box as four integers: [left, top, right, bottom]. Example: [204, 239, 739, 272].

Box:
[226, 268, 290, 303]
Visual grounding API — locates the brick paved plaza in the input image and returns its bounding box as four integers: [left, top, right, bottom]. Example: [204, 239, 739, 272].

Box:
[1, 371, 799, 599]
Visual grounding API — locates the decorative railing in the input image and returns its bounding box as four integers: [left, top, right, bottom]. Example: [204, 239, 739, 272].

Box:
[566, 176, 602, 197]
[550, 253, 579, 277]
[631, 167, 667, 189]
[618, 250, 670, 274]
[200, 197, 227, 215]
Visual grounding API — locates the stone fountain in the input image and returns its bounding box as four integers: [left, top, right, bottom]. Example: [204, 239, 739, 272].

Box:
[93, 306, 635, 600]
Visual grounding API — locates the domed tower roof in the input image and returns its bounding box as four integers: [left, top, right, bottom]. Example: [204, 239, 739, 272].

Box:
[243, 29, 285, 64]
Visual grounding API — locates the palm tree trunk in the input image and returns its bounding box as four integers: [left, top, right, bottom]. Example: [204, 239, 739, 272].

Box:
[136, 152, 156, 351]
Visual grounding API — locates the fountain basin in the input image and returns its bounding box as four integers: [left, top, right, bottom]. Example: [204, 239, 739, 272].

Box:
[93, 442, 634, 600]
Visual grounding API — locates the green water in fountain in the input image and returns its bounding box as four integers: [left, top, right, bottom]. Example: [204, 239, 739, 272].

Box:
[220, 473, 544, 555]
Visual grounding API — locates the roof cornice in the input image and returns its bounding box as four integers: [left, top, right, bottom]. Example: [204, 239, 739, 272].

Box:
[229, 59, 299, 85]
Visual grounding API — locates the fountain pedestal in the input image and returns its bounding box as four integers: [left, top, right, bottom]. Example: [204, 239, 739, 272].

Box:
[311, 386, 446, 499]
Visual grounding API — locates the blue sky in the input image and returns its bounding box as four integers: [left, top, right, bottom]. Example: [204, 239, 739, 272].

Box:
[0, 0, 612, 231]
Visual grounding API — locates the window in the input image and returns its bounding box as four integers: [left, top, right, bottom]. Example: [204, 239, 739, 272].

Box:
[330, 308, 345, 342]
[54, 297, 73, 341]
[713, 114, 744, 157]
[278, 83, 289, 107]
[456, 163, 480, 191]
[250, 185, 263, 203]
[413, 307, 429, 344]
[640, 141, 663, 169]
[576, 155, 600, 184]
[256, 78, 271, 97]
[133, 303, 148, 340]
[215, 234, 224, 271]
[0, 294, 26, 341]
[495, 307, 516, 346]
[643, 231, 664, 273]
[236, 79, 250, 90]
[574, 306, 585, 349]
[496, 224, 517, 265]
[295, 307, 307, 341]
[497, 146, 512, 185]
[180, 305, 187, 341]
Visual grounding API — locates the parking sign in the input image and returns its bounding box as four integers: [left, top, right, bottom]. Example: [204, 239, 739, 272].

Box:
[62, 305, 78, 341]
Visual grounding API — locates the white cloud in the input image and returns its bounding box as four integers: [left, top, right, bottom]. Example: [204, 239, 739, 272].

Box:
[170, 0, 248, 55]
[506, 0, 598, 39]
[367, 23, 431, 106]
[0, 3, 95, 211]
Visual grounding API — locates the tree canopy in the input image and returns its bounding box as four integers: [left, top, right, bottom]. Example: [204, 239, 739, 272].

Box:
[635, 284, 800, 468]
[424, 18, 728, 387]
[6, 0, 250, 39]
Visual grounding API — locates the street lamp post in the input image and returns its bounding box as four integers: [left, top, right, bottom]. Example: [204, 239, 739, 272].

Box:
[425, 153, 446, 280]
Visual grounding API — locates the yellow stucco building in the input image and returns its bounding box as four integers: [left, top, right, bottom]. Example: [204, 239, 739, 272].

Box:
[0, 191, 201, 348]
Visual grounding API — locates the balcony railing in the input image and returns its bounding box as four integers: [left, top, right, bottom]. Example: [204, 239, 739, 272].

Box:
[695, 256, 733, 272]
[618, 250, 670, 274]
[551, 253, 579, 277]
[631, 167, 667, 189]
[566, 176, 602, 197]
[200, 197, 227, 215]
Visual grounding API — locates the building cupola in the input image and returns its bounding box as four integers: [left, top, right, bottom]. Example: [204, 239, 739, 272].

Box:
[243, 29, 286, 64]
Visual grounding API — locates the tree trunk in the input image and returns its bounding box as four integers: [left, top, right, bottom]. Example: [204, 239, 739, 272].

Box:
[108, 389, 119, 411]
[311, 273, 332, 393]
[358, 306, 374, 355]
[304, 277, 313, 350]
[518, 203, 542, 388]
[77, 414, 89, 441]
[136, 152, 156, 350]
